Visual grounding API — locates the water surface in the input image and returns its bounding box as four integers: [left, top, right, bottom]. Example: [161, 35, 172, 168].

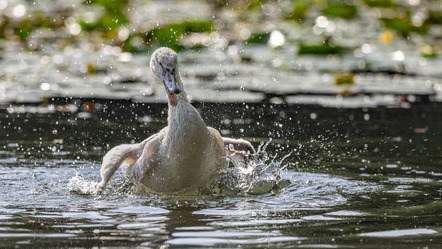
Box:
[1, 102, 441, 248]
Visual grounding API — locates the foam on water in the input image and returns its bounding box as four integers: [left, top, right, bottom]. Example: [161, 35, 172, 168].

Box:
[67, 174, 100, 195]
[68, 172, 136, 196]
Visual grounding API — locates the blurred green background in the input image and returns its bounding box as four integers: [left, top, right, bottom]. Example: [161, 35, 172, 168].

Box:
[1, 0, 440, 56]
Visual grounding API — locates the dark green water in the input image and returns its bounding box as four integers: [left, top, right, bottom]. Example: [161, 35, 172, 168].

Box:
[0, 101, 441, 248]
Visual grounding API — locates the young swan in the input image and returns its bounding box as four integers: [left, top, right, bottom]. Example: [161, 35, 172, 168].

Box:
[98, 47, 255, 193]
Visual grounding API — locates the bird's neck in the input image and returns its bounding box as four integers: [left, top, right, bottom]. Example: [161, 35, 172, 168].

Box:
[165, 96, 210, 153]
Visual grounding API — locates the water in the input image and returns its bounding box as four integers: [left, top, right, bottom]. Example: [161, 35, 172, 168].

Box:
[1, 0, 441, 246]
[1, 102, 441, 248]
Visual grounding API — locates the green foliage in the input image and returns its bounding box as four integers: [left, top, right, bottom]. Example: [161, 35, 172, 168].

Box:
[0, 21, 6, 39]
[426, 11, 442, 24]
[244, 32, 271, 45]
[15, 20, 33, 41]
[298, 42, 344, 55]
[180, 20, 214, 33]
[79, 20, 97, 32]
[0, 0, 440, 56]
[143, 20, 215, 52]
[247, 0, 265, 11]
[420, 45, 439, 58]
[287, 4, 309, 22]
[323, 3, 357, 19]
[381, 17, 427, 37]
[363, 0, 397, 8]
[285, 0, 312, 22]
[12, 11, 60, 41]
[85, 0, 129, 14]
[334, 73, 355, 85]
[144, 27, 185, 52]
[121, 35, 141, 53]
[81, 0, 129, 33]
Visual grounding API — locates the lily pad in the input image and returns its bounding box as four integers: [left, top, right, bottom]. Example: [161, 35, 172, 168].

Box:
[298, 42, 344, 55]
[287, 4, 309, 22]
[363, 0, 397, 8]
[381, 17, 427, 37]
[244, 32, 271, 45]
[334, 73, 355, 86]
[144, 20, 215, 51]
[323, 3, 358, 19]
[80, 0, 129, 33]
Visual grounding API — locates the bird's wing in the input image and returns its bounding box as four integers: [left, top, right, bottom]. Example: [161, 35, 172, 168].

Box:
[97, 142, 145, 194]
[207, 126, 255, 167]
[222, 137, 255, 167]
[207, 126, 226, 149]
[97, 130, 165, 194]
[129, 132, 163, 181]
[222, 137, 256, 154]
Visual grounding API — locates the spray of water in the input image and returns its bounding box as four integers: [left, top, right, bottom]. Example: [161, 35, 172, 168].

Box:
[68, 172, 136, 195]
[68, 173, 100, 195]
[211, 138, 292, 196]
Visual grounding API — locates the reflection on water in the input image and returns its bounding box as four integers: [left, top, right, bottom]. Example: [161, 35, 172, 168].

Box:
[0, 102, 441, 247]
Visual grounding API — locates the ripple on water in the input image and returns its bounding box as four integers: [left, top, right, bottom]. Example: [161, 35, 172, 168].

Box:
[108, 205, 169, 215]
[0, 140, 383, 248]
[167, 230, 306, 246]
[325, 210, 369, 217]
[208, 218, 303, 227]
[0, 215, 14, 220]
[189, 169, 378, 242]
[0, 233, 77, 238]
[60, 211, 110, 220]
[360, 228, 437, 238]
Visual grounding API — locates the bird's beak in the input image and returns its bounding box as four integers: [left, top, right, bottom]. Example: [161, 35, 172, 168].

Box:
[163, 70, 181, 107]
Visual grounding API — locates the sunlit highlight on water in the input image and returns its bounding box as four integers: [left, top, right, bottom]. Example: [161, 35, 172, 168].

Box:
[12, 4, 26, 18]
[268, 30, 285, 48]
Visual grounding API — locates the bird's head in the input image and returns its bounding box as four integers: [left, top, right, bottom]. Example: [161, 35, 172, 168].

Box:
[150, 47, 183, 106]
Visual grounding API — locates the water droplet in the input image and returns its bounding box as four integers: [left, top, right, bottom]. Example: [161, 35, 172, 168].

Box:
[268, 30, 285, 48]
[0, 0, 7, 10]
[392, 51, 405, 61]
[40, 83, 51, 91]
[315, 16, 328, 28]
[12, 4, 27, 18]
[361, 43, 372, 54]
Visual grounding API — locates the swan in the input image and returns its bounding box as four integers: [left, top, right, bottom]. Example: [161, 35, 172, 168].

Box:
[98, 47, 255, 193]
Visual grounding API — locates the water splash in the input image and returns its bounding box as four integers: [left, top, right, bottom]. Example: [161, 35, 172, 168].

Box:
[67, 173, 100, 195]
[212, 139, 292, 196]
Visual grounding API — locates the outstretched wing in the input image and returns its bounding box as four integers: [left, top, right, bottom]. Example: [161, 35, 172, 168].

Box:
[207, 126, 255, 166]
[97, 132, 163, 194]
[207, 126, 256, 156]
[223, 136, 256, 167]
[128, 132, 163, 182]
[97, 143, 144, 194]
[222, 137, 255, 155]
